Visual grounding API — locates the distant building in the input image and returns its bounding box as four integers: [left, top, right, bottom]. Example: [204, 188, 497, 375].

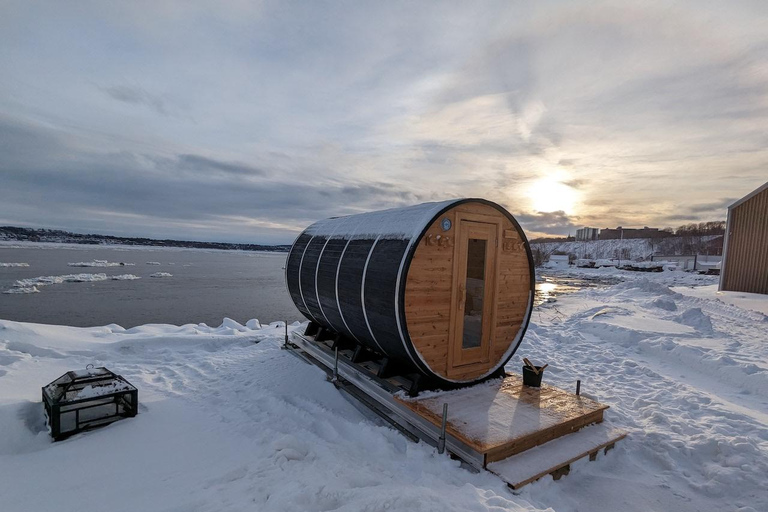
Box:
[599, 226, 673, 240]
[575, 227, 599, 241]
[720, 181, 768, 295]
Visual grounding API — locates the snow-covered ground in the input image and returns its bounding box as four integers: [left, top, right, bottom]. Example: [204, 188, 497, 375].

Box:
[532, 236, 723, 262]
[1, 270, 766, 512]
[533, 238, 655, 260]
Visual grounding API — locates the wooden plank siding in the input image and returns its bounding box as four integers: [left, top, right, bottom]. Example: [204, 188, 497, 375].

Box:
[405, 202, 532, 380]
[721, 185, 768, 295]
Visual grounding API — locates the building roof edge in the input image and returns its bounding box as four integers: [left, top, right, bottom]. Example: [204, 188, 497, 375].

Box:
[729, 181, 768, 210]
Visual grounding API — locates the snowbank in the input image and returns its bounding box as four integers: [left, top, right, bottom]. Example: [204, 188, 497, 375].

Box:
[529, 272, 767, 511]
[672, 284, 768, 316]
[541, 265, 719, 288]
[0, 271, 766, 512]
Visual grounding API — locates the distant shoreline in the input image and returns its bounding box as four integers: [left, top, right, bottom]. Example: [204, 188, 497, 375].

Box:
[0, 226, 290, 252]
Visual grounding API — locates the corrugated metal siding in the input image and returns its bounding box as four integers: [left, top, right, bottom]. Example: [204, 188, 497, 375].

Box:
[722, 187, 768, 294]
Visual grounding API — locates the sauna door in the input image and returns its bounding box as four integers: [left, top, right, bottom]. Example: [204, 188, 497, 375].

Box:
[449, 217, 499, 374]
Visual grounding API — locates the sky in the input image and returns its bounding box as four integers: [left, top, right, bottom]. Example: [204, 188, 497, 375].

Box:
[1, 1, 767, 244]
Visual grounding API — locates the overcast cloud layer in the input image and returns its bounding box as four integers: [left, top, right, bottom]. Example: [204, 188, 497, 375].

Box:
[1, 1, 767, 243]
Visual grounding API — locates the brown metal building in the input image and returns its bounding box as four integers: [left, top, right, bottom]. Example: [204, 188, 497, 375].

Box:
[720, 181, 768, 294]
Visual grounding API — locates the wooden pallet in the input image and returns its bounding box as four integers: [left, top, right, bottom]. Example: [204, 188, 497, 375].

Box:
[487, 423, 626, 489]
[396, 374, 616, 465]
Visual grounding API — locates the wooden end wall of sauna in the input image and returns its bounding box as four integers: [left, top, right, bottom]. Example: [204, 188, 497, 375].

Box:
[404, 202, 531, 381]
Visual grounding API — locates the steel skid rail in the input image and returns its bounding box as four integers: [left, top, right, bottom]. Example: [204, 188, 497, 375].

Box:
[286, 330, 485, 471]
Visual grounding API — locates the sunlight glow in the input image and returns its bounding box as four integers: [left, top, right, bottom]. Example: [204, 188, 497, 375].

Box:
[528, 174, 578, 213]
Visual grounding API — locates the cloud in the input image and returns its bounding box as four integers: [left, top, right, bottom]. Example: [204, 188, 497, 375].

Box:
[562, 179, 588, 189]
[515, 211, 580, 237]
[175, 154, 268, 178]
[686, 198, 737, 214]
[0, 116, 428, 243]
[1, 2, 767, 242]
[102, 85, 173, 116]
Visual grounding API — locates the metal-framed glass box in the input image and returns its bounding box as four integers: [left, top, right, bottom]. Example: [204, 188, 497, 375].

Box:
[42, 366, 138, 441]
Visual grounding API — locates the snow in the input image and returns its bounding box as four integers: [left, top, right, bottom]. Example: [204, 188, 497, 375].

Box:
[304, 199, 459, 239]
[3, 273, 141, 294]
[111, 274, 141, 281]
[71, 367, 109, 378]
[1, 270, 767, 511]
[76, 380, 134, 399]
[146, 261, 162, 265]
[0, 262, 30, 267]
[149, 272, 173, 278]
[534, 236, 723, 263]
[535, 238, 655, 260]
[68, 260, 135, 267]
[487, 423, 626, 489]
[543, 255, 570, 269]
[3, 286, 40, 294]
[672, 284, 768, 316]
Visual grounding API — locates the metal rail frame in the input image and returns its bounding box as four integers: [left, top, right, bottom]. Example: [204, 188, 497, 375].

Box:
[287, 331, 486, 471]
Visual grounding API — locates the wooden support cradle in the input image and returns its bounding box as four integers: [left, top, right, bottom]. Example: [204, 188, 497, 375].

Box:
[288, 330, 627, 490]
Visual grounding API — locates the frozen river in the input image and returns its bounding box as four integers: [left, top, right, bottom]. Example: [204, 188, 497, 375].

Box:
[0, 242, 605, 328]
[0, 243, 300, 327]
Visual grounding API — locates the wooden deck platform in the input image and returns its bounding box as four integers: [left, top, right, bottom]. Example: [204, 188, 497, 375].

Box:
[396, 374, 616, 465]
[289, 331, 626, 489]
[487, 422, 627, 489]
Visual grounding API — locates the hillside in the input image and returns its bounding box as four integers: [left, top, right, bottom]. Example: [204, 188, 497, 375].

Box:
[0, 226, 290, 252]
[531, 235, 723, 262]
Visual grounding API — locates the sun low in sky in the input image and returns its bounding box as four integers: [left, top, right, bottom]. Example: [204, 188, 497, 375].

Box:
[1, 1, 766, 243]
[527, 172, 580, 215]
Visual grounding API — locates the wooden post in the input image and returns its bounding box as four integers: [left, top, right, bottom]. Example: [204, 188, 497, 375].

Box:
[576, 380, 581, 396]
[438, 403, 448, 454]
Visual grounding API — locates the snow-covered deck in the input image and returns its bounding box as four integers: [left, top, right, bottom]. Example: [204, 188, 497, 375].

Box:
[397, 374, 620, 466]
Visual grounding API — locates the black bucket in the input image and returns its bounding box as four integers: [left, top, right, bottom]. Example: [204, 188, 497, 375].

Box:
[522, 365, 544, 387]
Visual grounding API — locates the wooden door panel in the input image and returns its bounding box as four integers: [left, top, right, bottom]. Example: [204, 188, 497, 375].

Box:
[448, 216, 500, 375]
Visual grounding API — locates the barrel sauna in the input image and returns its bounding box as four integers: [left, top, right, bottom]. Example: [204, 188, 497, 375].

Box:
[285, 199, 534, 385]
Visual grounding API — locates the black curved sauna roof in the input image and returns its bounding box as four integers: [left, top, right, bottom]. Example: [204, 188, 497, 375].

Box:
[299, 199, 462, 240]
[285, 198, 536, 385]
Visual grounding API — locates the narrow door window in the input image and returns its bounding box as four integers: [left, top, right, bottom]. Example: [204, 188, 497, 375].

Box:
[462, 238, 487, 348]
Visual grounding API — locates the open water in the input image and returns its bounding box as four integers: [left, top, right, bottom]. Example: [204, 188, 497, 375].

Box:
[0, 243, 603, 328]
[0, 244, 299, 327]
